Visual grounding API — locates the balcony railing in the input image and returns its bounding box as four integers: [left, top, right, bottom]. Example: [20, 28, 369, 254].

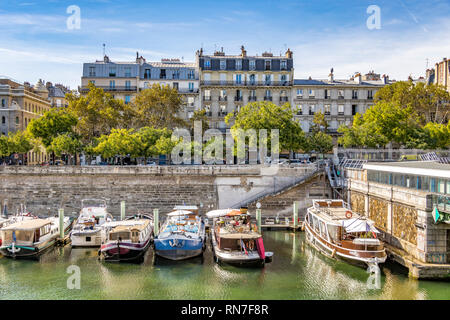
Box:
[200, 80, 292, 87]
[264, 96, 273, 101]
[203, 96, 212, 101]
[80, 86, 137, 92]
[219, 96, 228, 101]
[248, 96, 257, 101]
[234, 96, 243, 102]
[279, 97, 289, 102]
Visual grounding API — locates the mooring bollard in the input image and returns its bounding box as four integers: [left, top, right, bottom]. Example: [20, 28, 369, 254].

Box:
[58, 208, 64, 239]
[120, 201, 125, 221]
[153, 208, 159, 236]
[256, 208, 262, 234]
[293, 201, 299, 230]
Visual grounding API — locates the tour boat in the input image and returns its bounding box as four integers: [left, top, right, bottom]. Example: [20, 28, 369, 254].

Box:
[207, 208, 273, 267]
[71, 199, 114, 247]
[303, 199, 387, 268]
[99, 214, 153, 263]
[153, 206, 206, 261]
[0, 216, 74, 259]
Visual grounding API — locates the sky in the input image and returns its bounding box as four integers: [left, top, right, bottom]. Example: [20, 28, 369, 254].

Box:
[1, 0, 450, 89]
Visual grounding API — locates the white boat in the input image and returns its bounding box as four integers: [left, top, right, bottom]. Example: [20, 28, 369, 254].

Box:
[304, 199, 387, 268]
[71, 199, 114, 247]
[0, 216, 74, 259]
[207, 209, 273, 267]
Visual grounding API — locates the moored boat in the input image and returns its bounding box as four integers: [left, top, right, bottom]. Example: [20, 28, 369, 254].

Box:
[207, 209, 273, 267]
[304, 199, 387, 268]
[99, 215, 153, 263]
[71, 199, 113, 247]
[153, 206, 206, 261]
[0, 216, 74, 259]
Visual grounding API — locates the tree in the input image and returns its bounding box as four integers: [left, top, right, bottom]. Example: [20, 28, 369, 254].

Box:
[93, 128, 139, 163]
[66, 83, 133, 144]
[311, 111, 328, 134]
[375, 81, 450, 124]
[189, 109, 210, 135]
[0, 135, 10, 158]
[307, 131, 334, 158]
[48, 134, 83, 164]
[225, 101, 306, 157]
[135, 127, 173, 159]
[132, 84, 186, 130]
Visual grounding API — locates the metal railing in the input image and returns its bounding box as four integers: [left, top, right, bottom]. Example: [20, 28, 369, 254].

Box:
[200, 81, 292, 87]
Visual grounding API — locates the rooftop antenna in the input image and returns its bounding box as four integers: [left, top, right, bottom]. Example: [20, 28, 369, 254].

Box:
[102, 43, 106, 56]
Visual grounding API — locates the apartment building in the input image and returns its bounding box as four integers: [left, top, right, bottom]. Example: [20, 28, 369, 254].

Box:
[80, 53, 200, 119]
[429, 58, 450, 92]
[292, 70, 392, 137]
[46, 82, 71, 108]
[0, 77, 52, 164]
[196, 46, 294, 131]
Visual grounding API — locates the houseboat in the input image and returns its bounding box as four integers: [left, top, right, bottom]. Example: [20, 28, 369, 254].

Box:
[0, 216, 74, 259]
[207, 209, 273, 267]
[99, 215, 153, 263]
[71, 199, 114, 247]
[153, 206, 206, 261]
[303, 199, 387, 268]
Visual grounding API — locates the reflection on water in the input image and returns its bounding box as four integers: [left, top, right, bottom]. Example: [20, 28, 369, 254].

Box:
[0, 232, 448, 300]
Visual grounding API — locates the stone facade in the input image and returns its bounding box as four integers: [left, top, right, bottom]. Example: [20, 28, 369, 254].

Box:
[350, 191, 365, 216]
[392, 203, 417, 245]
[368, 197, 388, 232]
[0, 165, 317, 218]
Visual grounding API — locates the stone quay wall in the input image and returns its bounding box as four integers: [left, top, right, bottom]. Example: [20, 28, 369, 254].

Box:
[0, 165, 317, 218]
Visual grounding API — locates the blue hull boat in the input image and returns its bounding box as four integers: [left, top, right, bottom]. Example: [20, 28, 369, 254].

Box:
[154, 207, 206, 261]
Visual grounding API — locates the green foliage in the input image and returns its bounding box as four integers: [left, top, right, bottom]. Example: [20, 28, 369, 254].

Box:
[135, 127, 172, 157]
[48, 134, 83, 157]
[27, 108, 77, 148]
[93, 128, 139, 159]
[66, 83, 133, 144]
[306, 131, 334, 155]
[6, 131, 34, 155]
[133, 83, 186, 130]
[226, 101, 306, 153]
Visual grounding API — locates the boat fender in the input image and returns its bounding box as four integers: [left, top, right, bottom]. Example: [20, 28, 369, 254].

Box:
[345, 211, 352, 219]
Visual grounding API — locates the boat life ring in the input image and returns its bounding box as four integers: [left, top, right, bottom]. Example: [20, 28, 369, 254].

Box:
[345, 211, 353, 219]
[248, 240, 255, 251]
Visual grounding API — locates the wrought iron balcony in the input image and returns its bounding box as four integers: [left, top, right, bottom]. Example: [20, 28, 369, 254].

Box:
[264, 96, 273, 101]
[248, 96, 257, 101]
[80, 86, 137, 93]
[200, 80, 292, 87]
[279, 97, 289, 102]
[234, 96, 243, 102]
[219, 96, 228, 101]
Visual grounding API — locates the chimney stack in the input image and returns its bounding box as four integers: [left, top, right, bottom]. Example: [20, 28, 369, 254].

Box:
[241, 45, 247, 57]
[285, 48, 293, 59]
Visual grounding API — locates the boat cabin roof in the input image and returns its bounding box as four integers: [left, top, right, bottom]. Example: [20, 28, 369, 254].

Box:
[2, 218, 51, 231]
[310, 199, 364, 225]
[218, 231, 261, 240]
[109, 219, 150, 233]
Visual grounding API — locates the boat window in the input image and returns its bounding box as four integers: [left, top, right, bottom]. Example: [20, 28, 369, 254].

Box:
[109, 231, 130, 241]
[328, 225, 340, 242]
[14, 230, 34, 242]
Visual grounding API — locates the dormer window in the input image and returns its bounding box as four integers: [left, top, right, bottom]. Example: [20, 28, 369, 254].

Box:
[220, 59, 226, 70]
[89, 66, 96, 77]
[204, 59, 211, 69]
[281, 60, 287, 70]
[124, 67, 131, 77]
[235, 59, 242, 70]
[265, 60, 271, 71]
[249, 60, 256, 70]
[109, 67, 116, 77]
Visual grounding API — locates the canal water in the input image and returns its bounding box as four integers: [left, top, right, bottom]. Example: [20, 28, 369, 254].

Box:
[0, 231, 448, 300]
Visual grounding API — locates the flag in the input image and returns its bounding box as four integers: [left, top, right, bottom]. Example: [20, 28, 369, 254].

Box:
[12, 231, 16, 242]
[366, 222, 377, 239]
[240, 239, 248, 255]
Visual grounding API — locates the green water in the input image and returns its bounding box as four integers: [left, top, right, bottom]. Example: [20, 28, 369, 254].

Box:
[0, 231, 448, 300]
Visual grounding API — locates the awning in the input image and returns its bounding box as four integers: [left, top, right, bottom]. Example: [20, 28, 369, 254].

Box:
[167, 210, 195, 216]
[206, 209, 246, 218]
[342, 218, 379, 233]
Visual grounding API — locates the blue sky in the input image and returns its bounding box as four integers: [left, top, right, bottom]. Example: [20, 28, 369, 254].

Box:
[1, 0, 450, 89]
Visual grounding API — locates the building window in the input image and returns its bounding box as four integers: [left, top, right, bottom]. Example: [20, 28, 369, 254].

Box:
[188, 70, 195, 79]
[352, 90, 358, 99]
[125, 95, 130, 104]
[109, 80, 115, 89]
[188, 82, 194, 92]
[220, 59, 226, 70]
[297, 89, 303, 98]
[280, 74, 287, 83]
[265, 74, 271, 85]
[338, 90, 344, 99]
[15, 116, 19, 125]
[324, 104, 331, 115]
[144, 69, 151, 79]
[89, 66, 96, 77]
[160, 69, 166, 79]
[204, 89, 211, 101]
[296, 105, 303, 115]
[204, 59, 211, 69]
[249, 74, 256, 85]
[281, 60, 287, 70]
[124, 67, 131, 77]
[235, 74, 242, 84]
[265, 60, 271, 71]
[173, 70, 180, 79]
[368, 90, 374, 100]
[235, 59, 242, 70]
[309, 89, 315, 98]
[1, 99, 5, 108]
[109, 67, 116, 77]
[324, 89, 330, 99]
[125, 80, 131, 89]
[352, 104, 357, 115]
[249, 60, 256, 70]
[173, 82, 179, 90]
[1, 116, 5, 124]
[309, 105, 315, 115]
[338, 104, 344, 115]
